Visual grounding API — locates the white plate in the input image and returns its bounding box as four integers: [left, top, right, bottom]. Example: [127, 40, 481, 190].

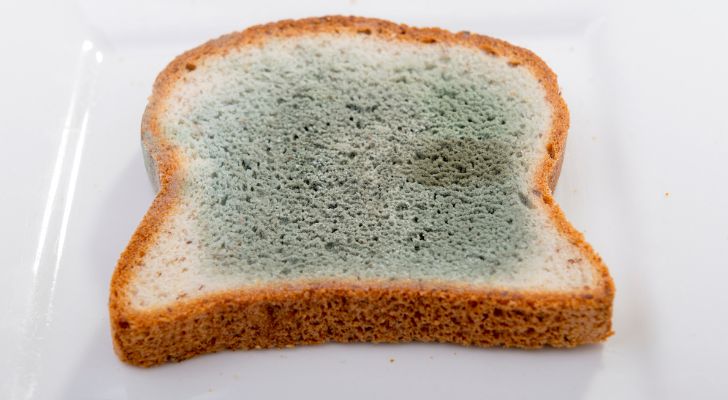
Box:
[2, 1, 728, 399]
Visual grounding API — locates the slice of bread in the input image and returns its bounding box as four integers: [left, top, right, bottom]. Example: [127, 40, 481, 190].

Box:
[110, 16, 614, 367]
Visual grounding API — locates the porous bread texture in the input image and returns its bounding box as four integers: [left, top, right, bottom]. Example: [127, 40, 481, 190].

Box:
[131, 34, 594, 309]
[111, 16, 614, 367]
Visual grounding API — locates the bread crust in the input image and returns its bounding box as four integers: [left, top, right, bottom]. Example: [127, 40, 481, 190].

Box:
[110, 16, 614, 367]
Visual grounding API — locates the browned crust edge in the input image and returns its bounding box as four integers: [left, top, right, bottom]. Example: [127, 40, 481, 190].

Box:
[109, 16, 615, 367]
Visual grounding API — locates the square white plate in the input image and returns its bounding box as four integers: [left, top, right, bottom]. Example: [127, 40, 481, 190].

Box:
[2, 1, 728, 399]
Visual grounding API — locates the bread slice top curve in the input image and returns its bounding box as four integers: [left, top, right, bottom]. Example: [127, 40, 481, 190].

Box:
[112, 16, 612, 325]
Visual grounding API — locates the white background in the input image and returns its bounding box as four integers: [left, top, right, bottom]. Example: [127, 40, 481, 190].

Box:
[1, 0, 727, 399]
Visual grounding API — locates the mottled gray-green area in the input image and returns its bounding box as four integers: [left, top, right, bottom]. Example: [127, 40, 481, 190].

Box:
[163, 36, 550, 283]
